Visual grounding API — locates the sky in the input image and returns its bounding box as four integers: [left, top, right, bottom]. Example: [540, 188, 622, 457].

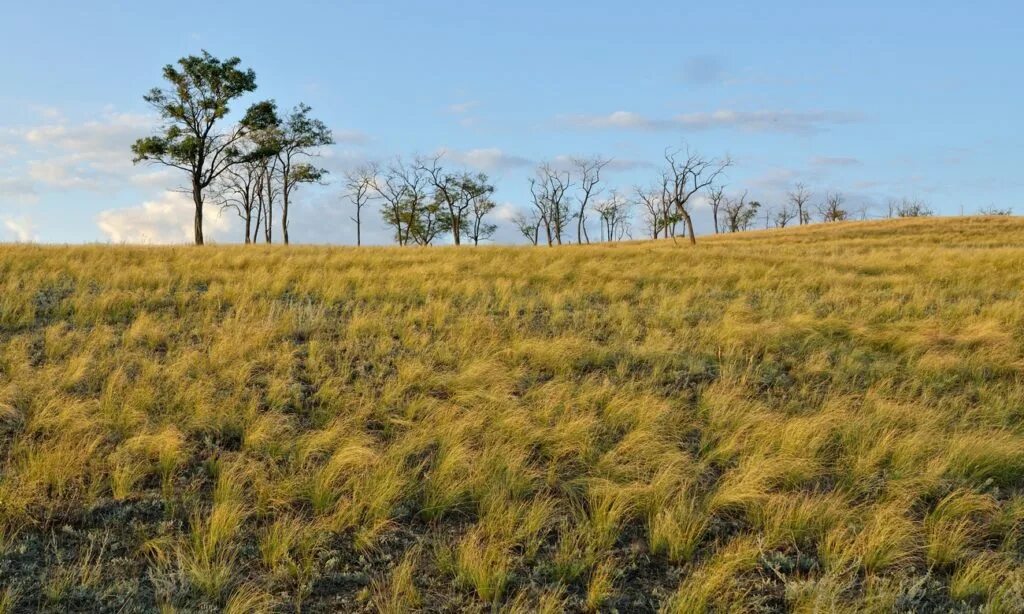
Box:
[0, 0, 1021, 244]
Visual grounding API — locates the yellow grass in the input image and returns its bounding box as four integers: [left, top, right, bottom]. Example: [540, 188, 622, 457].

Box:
[1, 216, 1023, 610]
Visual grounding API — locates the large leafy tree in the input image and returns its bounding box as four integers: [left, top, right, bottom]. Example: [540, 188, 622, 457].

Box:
[131, 51, 261, 245]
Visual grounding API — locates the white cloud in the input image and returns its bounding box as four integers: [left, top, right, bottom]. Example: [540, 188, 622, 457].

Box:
[27, 160, 103, 190]
[0, 111, 160, 200]
[445, 148, 532, 172]
[2, 216, 37, 242]
[97, 191, 234, 244]
[0, 177, 40, 205]
[569, 111, 660, 130]
[564, 109, 862, 134]
[130, 169, 179, 188]
[23, 112, 153, 153]
[446, 101, 479, 114]
[333, 129, 371, 145]
[493, 202, 519, 222]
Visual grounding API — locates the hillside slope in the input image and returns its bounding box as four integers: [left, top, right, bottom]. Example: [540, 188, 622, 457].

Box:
[1, 217, 1023, 612]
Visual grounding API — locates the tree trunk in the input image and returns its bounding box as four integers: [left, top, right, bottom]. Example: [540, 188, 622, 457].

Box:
[264, 171, 274, 244]
[253, 204, 262, 244]
[244, 212, 251, 244]
[683, 210, 697, 244]
[265, 201, 273, 244]
[192, 182, 204, 245]
[282, 190, 290, 245]
[577, 208, 587, 244]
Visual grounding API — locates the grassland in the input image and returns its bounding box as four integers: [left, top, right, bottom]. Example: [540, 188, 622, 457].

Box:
[1, 217, 1023, 612]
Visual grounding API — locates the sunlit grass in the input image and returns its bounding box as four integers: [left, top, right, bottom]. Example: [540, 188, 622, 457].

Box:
[1, 216, 1023, 610]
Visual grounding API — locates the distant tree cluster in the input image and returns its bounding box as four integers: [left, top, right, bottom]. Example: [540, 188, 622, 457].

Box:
[342, 156, 497, 247]
[515, 148, 732, 246]
[133, 53, 1005, 247]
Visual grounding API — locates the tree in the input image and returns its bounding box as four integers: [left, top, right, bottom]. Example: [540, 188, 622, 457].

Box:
[421, 156, 496, 245]
[220, 99, 280, 244]
[788, 183, 812, 225]
[529, 163, 573, 245]
[132, 51, 259, 245]
[662, 147, 731, 244]
[657, 176, 678, 238]
[594, 190, 631, 241]
[707, 185, 726, 234]
[411, 198, 446, 245]
[462, 175, 498, 245]
[772, 203, 797, 228]
[371, 157, 429, 245]
[273, 104, 333, 245]
[721, 191, 761, 232]
[572, 156, 611, 244]
[635, 185, 664, 239]
[343, 165, 375, 246]
[215, 153, 266, 243]
[512, 211, 541, 245]
[257, 154, 281, 243]
[819, 192, 848, 222]
[422, 155, 464, 245]
[890, 197, 932, 217]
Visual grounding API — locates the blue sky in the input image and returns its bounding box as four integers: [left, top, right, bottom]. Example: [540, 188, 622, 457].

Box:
[1, 0, 1021, 244]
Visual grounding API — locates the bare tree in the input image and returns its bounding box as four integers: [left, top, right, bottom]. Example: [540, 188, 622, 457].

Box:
[721, 191, 761, 232]
[662, 147, 731, 244]
[209, 138, 268, 243]
[215, 154, 266, 244]
[819, 192, 848, 222]
[891, 197, 932, 217]
[512, 211, 541, 245]
[635, 185, 664, 239]
[594, 190, 632, 241]
[571, 156, 611, 244]
[637, 178, 678, 239]
[257, 155, 281, 244]
[371, 157, 429, 246]
[529, 163, 573, 245]
[421, 154, 464, 245]
[707, 185, 726, 234]
[344, 165, 375, 246]
[772, 203, 797, 228]
[788, 183, 812, 225]
[657, 175, 678, 238]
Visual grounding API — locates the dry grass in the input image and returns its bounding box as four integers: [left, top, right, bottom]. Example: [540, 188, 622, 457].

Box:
[1, 216, 1023, 611]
